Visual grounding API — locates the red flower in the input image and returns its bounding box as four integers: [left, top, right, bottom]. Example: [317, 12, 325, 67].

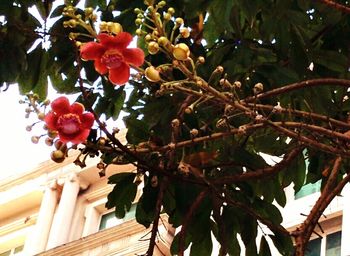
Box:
[80, 32, 144, 85]
[44, 97, 94, 144]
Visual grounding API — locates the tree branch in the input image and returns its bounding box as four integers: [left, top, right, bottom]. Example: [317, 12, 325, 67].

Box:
[213, 146, 303, 184]
[146, 177, 169, 256]
[316, 0, 350, 13]
[243, 78, 350, 102]
[293, 157, 345, 255]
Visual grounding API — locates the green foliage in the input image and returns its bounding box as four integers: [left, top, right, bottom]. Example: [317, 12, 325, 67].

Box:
[106, 172, 137, 219]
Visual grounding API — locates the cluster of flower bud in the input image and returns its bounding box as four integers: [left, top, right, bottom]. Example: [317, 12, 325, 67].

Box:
[99, 21, 123, 34]
[134, 1, 191, 62]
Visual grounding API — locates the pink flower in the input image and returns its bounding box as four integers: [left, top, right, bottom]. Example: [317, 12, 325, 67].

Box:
[80, 32, 144, 85]
[44, 97, 94, 144]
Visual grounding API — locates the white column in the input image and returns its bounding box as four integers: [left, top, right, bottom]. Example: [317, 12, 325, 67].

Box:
[341, 184, 350, 256]
[23, 180, 58, 255]
[82, 205, 100, 237]
[46, 173, 80, 250]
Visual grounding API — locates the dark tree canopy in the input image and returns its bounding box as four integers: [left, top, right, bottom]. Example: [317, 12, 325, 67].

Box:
[1, 0, 350, 255]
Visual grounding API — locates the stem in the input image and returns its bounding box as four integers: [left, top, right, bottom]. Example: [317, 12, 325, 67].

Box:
[146, 177, 169, 255]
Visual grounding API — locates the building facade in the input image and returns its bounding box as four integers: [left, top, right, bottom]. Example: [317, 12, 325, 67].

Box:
[0, 132, 173, 256]
[1, 144, 350, 255]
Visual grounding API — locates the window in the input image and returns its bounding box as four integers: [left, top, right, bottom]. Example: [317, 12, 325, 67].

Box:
[325, 231, 341, 255]
[295, 180, 321, 199]
[305, 231, 341, 256]
[306, 237, 321, 256]
[0, 245, 24, 256]
[99, 204, 136, 230]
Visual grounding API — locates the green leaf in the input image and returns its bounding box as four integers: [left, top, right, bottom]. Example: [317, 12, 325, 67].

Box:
[279, 151, 306, 192]
[106, 173, 137, 219]
[269, 233, 293, 256]
[258, 236, 272, 256]
[135, 177, 159, 228]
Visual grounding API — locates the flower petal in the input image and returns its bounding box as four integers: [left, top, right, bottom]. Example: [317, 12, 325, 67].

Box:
[44, 112, 58, 130]
[71, 102, 85, 115]
[94, 59, 108, 74]
[81, 112, 95, 129]
[70, 129, 90, 144]
[108, 62, 130, 85]
[51, 96, 70, 115]
[98, 32, 133, 49]
[122, 48, 145, 66]
[57, 133, 73, 144]
[80, 42, 105, 60]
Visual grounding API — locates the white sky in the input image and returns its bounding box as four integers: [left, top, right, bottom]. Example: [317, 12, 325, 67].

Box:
[0, 86, 51, 179]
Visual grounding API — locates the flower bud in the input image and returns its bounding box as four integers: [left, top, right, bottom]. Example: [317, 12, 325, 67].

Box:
[136, 28, 143, 36]
[31, 136, 40, 144]
[145, 66, 161, 82]
[253, 82, 264, 94]
[37, 112, 45, 121]
[97, 162, 105, 170]
[167, 7, 175, 15]
[180, 27, 190, 38]
[148, 41, 160, 55]
[163, 12, 171, 21]
[157, 36, 169, 47]
[45, 137, 54, 146]
[84, 7, 93, 16]
[173, 43, 190, 61]
[43, 99, 50, 106]
[171, 118, 180, 127]
[48, 130, 58, 139]
[135, 18, 143, 26]
[190, 128, 199, 137]
[54, 139, 64, 149]
[175, 17, 183, 25]
[233, 81, 241, 89]
[51, 150, 65, 163]
[215, 66, 224, 73]
[109, 22, 123, 34]
[157, 1, 166, 8]
[145, 34, 152, 42]
[97, 137, 106, 146]
[99, 21, 108, 32]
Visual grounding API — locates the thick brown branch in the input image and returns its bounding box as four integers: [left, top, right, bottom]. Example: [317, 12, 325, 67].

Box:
[212, 146, 303, 184]
[316, 0, 350, 13]
[243, 78, 350, 102]
[293, 157, 344, 255]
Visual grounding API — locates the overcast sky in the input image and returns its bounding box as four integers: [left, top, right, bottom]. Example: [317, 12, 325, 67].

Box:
[0, 86, 51, 179]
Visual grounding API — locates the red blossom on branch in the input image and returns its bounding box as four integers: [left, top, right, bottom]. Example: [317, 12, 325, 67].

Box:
[44, 96, 94, 144]
[80, 32, 145, 85]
